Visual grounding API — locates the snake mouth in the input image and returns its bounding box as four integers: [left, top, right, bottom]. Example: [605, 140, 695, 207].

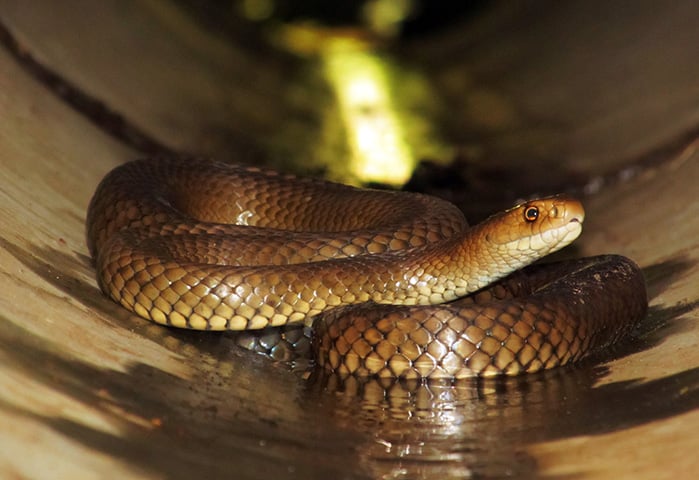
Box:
[564, 200, 585, 224]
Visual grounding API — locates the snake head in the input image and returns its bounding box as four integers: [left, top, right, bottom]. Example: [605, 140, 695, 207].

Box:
[484, 195, 585, 264]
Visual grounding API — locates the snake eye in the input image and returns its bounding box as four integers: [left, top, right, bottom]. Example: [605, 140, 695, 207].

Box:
[523, 206, 539, 222]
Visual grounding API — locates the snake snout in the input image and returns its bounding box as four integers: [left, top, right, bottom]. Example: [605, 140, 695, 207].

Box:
[557, 197, 585, 225]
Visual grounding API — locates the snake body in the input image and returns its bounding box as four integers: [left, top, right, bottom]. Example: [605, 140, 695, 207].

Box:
[87, 158, 647, 378]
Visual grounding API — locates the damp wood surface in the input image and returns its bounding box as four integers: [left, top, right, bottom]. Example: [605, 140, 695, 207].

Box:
[0, 1, 698, 479]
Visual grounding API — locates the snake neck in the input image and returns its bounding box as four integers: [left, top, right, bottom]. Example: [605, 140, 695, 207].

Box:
[419, 219, 549, 299]
[456, 225, 532, 292]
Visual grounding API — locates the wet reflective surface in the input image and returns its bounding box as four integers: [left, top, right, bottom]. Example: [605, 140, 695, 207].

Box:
[6, 309, 698, 480]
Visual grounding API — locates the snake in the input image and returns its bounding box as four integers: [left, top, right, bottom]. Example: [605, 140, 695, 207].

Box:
[86, 157, 648, 379]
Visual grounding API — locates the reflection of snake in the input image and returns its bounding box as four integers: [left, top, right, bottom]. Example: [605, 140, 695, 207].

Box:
[87, 158, 647, 378]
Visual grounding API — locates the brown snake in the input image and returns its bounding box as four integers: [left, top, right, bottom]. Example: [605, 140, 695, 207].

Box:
[87, 157, 647, 378]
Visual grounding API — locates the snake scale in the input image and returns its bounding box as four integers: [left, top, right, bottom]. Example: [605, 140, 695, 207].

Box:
[87, 157, 647, 378]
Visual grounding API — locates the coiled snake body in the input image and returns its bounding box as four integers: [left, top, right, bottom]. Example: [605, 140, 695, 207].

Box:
[87, 158, 647, 378]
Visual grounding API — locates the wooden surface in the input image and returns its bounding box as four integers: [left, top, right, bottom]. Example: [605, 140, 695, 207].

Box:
[0, 1, 698, 479]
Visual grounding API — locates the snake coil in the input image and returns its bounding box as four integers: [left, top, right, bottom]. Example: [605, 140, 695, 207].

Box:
[87, 158, 647, 378]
